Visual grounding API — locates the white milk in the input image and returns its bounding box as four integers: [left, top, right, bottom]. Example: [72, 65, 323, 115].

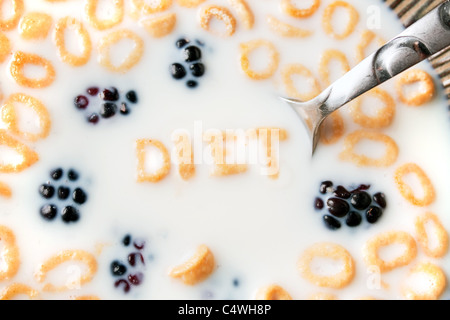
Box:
[0, 0, 449, 300]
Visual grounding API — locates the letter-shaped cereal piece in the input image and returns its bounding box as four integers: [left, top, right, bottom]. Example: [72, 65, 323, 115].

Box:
[402, 262, 446, 300]
[322, 1, 359, 39]
[255, 284, 292, 300]
[19, 12, 52, 40]
[395, 69, 435, 106]
[0, 226, 20, 281]
[176, 0, 206, 8]
[281, 63, 321, 101]
[10, 51, 56, 88]
[199, 5, 236, 37]
[394, 163, 435, 207]
[140, 12, 176, 38]
[0, 283, 39, 300]
[240, 39, 279, 80]
[228, 0, 254, 29]
[136, 139, 171, 182]
[0, 0, 24, 31]
[0, 130, 39, 173]
[266, 15, 312, 38]
[132, 0, 172, 14]
[415, 212, 448, 258]
[280, 0, 320, 18]
[85, 0, 124, 30]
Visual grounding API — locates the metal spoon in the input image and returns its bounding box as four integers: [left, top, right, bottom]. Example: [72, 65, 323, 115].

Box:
[282, 0, 450, 155]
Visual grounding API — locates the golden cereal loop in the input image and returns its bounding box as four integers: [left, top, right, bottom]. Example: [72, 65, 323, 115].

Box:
[255, 285, 292, 300]
[0, 130, 39, 173]
[356, 30, 385, 63]
[298, 242, 355, 289]
[228, 0, 254, 30]
[395, 69, 435, 106]
[318, 49, 350, 86]
[140, 12, 176, 38]
[1, 93, 51, 142]
[73, 295, 100, 300]
[0, 181, 12, 198]
[0, 283, 39, 300]
[35, 249, 98, 292]
[349, 88, 395, 129]
[394, 163, 435, 207]
[363, 231, 417, 273]
[19, 12, 52, 40]
[136, 139, 171, 183]
[85, 0, 124, 30]
[98, 29, 144, 73]
[402, 262, 446, 300]
[281, 0, 320, 18]
[168, 244, 215, 285]
[415, 212, 449, 258]
[0, 225, 20, 281]
[10, 51, 56, 89]
[54, 17, 92, 67]
[0, 0, 24, 31]
[339, 130, 398, 167]
[319, 111, 345, 145]
[281, 63, 321, 101]
[240, 40, 279, 80]
[0, 33, 11, 63]
[266, 15, 312, 38]
[322, 1, 359, 40]
[308, 292, 337, 300]
[199, 5, 236, 37]
[132, 0, 172, 15]
[176, 0, 206, 8]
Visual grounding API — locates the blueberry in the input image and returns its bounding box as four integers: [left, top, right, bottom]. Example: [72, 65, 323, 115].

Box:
[326, 197, 350, 217]
[186, 80, 198, 88]
[346, 211, 362, 227]
[333, 185, 351, 199]
[67, 169, 79, 181]
[100, 102, 117, 118]
[170, 63, 186, 79]
[319, 180, 333, 194]
[61, 206, 80, 223]
[40, 204, 57, 220]
[122, 234, 131, 246]
[176, 38, 190, 49]
[72, 188, 87, 204]
[119, 102, 130, 115]
[182, 46, 202, 62]
[189, 63, 205, 77]
[323, 215, 341, 230]
[125, 90, 138, 103]
[74, 95, 89, 109]
[39, 184, 55, 199]
[100, 87, 120, 101]
[314, 197, 324, 210]
[58, 186, 70, 200]
[111, 260, 127, 276]
[232, 278, 240, 287]
[366, 206, 383, 224]
[51, 168, 63, 180]
[373, 192, 387, 209]
[350, 191, 372, 210]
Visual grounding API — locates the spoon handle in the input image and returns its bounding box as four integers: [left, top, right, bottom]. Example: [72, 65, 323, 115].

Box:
[320, 0, 450, 116]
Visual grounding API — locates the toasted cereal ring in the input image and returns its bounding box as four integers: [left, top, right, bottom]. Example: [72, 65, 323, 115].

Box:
[281, 63, 321, 101]
[349, 88, 396, 129]
[395, 69, 435, 106]
[85, 0, 124, 30]
[0, 181, 12, 198]
[0, 225, 20, 281]
[73, 295, 100, 300]
[0, 130, 39, 173]
[176, 0, 206, 8]
[140, 12, 176, 38]
[1, 93, 51, 142]
[280, 0, 320, 18]
[136, 139, 171, 183]
[308, 292, 337, 300]
[318, 49, 350, 86]
[394, 163, 435, 207]
[240, 40, 279, 80]
[228, 0, 254, 29]
[168, 244, 215, 285]
[0, 283, 39, 300]
[0, 0, 24, 31]
[415, 212, 448, 258]
[255, 285, 292, 300]
[339, 130, 398, 167]
[356, 30, 385, 63]
[35, 249, 98, 292]
[364, 231, 417, 273]
[319, 111, 345, 145]
[266, 15, 312, 38]
[54, 17, 92, 67]
[402, 262, 446, 300]
[322, 1, 359, 39]
[132, 0, 172, 15]
[19, 12, 52, 40]
[0, 33, 11, 63]
[10, 51, 56, 88]
[199, 5, 236, 37]
[98, 29, 144, 73]
[298, 242, 355, 289]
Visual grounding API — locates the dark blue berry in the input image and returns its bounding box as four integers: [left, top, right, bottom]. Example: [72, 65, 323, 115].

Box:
[182, 46, 202, 62]
[68, 169, 79, 181]
[125, 91, 138, 103]
[74, 95, 89, 109]
[186, 80, 198, 88]
[58, 186, 70, 200]
[119, 102, 130, 115]
[111, 260, 127, 276]
[100, 102, 117, 118]
[314, 197, 324, 210]
[319, 180, 333, 194]
[190, 63, 205, 77]
[39, 184, 55, 199]
[323, 215, 341, 230]
[373, 192, 387, 209]
[346, 211, 362, 227]
[170, 63, 186, 79]
[333, 185, 351, 199]
[350, 191, 371, 210]
[40, 204, 57, 220]
[88, 113, 100, 124]
[122, 234, 131, 246]
[51, 168, 63, 180]
[72, 188, 87, 204]
[100, 87, 120, 101]
[366, 206, 382, 224]
[327, 197, 350, 218]
[176, 38, 189, 48]
[232, 278, 240, 287]
[61, 206, 80, 223]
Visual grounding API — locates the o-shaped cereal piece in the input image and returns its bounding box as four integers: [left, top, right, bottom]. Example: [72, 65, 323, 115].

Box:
[349, 88, 396, 129]
[318, 49, 350, 86]
[19, 12, 52, 40]
[140, 12, 176, 38]
[168, 244, 215, 285]
[0, 181, 12, 198]
[281, 0, 320, 18]
[0, 225, 20, 281]
[281, 63, 321, 101]
[228, 0, 254, 30]
[240, 39, 279, 80]
[0, 130, 39, 173]
[394, 163, 435, 207]
[85, 0, 124, 30]
[319, 111, 345, 145]
[266, 15, 312, 38]
[298, 242, 355, 289]
[322, 1, 359, 39]
[1, 93, 51, 142]
[0, 0, 24, 31]
[395, 69, 435, 106]
[98, 29, 144, 73]
[308, 292, 337, 300]
[0, 32, 11, 63]
[136, 139, 171, 183]
[132, 0, 172, 15]
[415, 212, 448, 258]
[35, 249, 98, 292]
[54, 17, 92, 67]
[255, 285, 292, 300]
[339, 130, 398, 167]
[363, 231, 417, 273]
[356, 30, 385, 63]
[0, 283, 39, 300]
[199, 5, 236, 37]
[176, 0, 206, 8]
[10, 51, 56, 88]
[402, 262, 447, 300]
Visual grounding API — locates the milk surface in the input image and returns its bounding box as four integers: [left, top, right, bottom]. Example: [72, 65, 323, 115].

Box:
[0, 0, 449, 300]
